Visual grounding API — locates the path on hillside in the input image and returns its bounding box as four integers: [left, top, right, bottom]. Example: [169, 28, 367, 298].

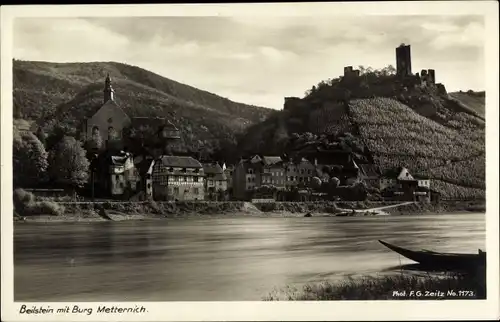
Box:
[336, 201, 416, 213]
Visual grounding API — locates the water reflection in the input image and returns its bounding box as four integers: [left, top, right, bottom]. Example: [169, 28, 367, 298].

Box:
[14, 213, 485, 301]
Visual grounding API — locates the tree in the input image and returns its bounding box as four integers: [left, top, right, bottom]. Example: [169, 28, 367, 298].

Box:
[13, 131, 49, 187]
[45, 123, 78, 151]
[310, 176, 323, 190]
[35, 127, 47, 147]
[329, 177, 340, 189]
[48, 136, 90, 191]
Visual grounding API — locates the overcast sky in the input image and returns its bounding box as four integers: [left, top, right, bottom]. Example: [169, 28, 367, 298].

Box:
[13, 15, 484, 109]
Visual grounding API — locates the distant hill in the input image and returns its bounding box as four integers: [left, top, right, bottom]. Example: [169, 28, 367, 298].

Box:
[237, 72, 485, 200]
[13, 60, 275, 155]
[448, 91, 485, 118]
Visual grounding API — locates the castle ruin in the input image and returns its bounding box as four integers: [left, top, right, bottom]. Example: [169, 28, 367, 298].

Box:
[396, 44, 412, 77]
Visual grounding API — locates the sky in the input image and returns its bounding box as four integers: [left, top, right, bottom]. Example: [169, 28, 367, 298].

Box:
[13, 15, 485, 109]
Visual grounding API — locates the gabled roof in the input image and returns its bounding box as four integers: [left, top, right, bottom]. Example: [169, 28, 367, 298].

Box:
[111, 154, 132, 166]
[130, 117, 178, 131]
[397, 167, 414, 180]
[262, 156, 283, 166]
[158, 155, 202, 168]
[203, 163, 227, 181]
[85, 100, 123, 119]
[203, 163, 224, 175]
[359, 164, 380, 178]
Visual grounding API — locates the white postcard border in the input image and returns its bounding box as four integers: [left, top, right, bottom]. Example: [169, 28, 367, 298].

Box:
[1, 2, 499, 321]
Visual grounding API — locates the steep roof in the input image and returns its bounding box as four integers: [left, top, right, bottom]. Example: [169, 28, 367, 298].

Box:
[203, 163, 227, 180]
[130, 117, 178, 131]
[111, 154, 132, 166]
[85, 100, 123, 119]
[359, 164, 380, 178]
[158, 155, 202, 168]
[262, 156, 283, 166]
[203, 163, 223, 174]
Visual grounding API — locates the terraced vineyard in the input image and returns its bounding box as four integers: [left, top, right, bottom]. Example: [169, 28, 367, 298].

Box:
[349, 97, 485, 199]
[307, 102, 354, 136]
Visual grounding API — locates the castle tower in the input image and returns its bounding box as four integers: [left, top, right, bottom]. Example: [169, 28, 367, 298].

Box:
[396, 44, 412, 77]
[103, 74, 115, 103]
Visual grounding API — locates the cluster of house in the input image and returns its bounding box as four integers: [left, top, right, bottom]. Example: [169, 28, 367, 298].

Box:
[84, 75, 230, 201]
[80, 74, 435, 203]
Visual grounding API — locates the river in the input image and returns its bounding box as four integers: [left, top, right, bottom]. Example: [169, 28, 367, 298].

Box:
[14, 213, 485, 301]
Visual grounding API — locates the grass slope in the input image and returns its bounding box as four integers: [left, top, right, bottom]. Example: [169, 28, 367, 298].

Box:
[13, 60, 274, 153]
[448, 91, 485, 117]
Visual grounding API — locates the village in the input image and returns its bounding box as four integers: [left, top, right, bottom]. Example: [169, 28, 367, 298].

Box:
[16, 44, 441, 205]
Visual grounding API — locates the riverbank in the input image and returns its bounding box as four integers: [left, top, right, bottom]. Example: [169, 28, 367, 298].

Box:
[263, 270, 486, 300]
[14, 199, 485, 223]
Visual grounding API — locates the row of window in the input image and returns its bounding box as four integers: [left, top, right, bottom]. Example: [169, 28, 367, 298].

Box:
[155, 166, 202, 174]
[248, 176, 312, 183]
[152, 175, 201, 184]
[206, 180, 225, 186]
[247, 169, 313, 176]
[262, 178, 285, 185]
[169, 187, 201, 195]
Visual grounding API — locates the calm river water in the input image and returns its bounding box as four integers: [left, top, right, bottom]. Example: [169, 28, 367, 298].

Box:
[14, 213, 485, 301]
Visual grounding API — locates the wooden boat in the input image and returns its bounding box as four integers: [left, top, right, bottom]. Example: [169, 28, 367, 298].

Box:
[378, 240, 486, 269]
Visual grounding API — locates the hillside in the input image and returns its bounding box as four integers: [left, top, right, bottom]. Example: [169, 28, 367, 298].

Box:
[349, 97, 485, 199]
[13, 60, 275, 155]
[448, 91, 485, 118]
[237, 73, 485, 199]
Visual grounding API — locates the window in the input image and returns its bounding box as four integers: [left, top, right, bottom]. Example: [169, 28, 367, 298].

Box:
[147, 183, 151, 189]
[194, 188, 199, 194]
[194, 176, 199, 182]
[115, 174, 120, 181]
[183, 176, 187, 182]
[173, 187, 179, 194]
[108, 126, 116, 140]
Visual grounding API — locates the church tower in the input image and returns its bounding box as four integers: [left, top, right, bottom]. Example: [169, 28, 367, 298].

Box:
[103, 74, 115, 103]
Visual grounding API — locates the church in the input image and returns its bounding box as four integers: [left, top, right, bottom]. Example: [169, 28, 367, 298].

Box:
[85, 74, 182, 199]
[83, 74, 181, 155]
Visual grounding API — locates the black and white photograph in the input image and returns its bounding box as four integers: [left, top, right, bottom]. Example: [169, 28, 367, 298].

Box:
[1, 2, 499, 321]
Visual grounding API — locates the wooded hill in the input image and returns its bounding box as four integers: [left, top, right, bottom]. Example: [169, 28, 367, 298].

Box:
[237, 69, 486, 199]
[13, 60, 275, 156]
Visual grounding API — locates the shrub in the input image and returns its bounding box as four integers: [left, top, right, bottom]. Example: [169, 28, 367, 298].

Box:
[13, 188, 65, 216]
[30, 201, 65, 216]
[13, 188, 35, 211]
